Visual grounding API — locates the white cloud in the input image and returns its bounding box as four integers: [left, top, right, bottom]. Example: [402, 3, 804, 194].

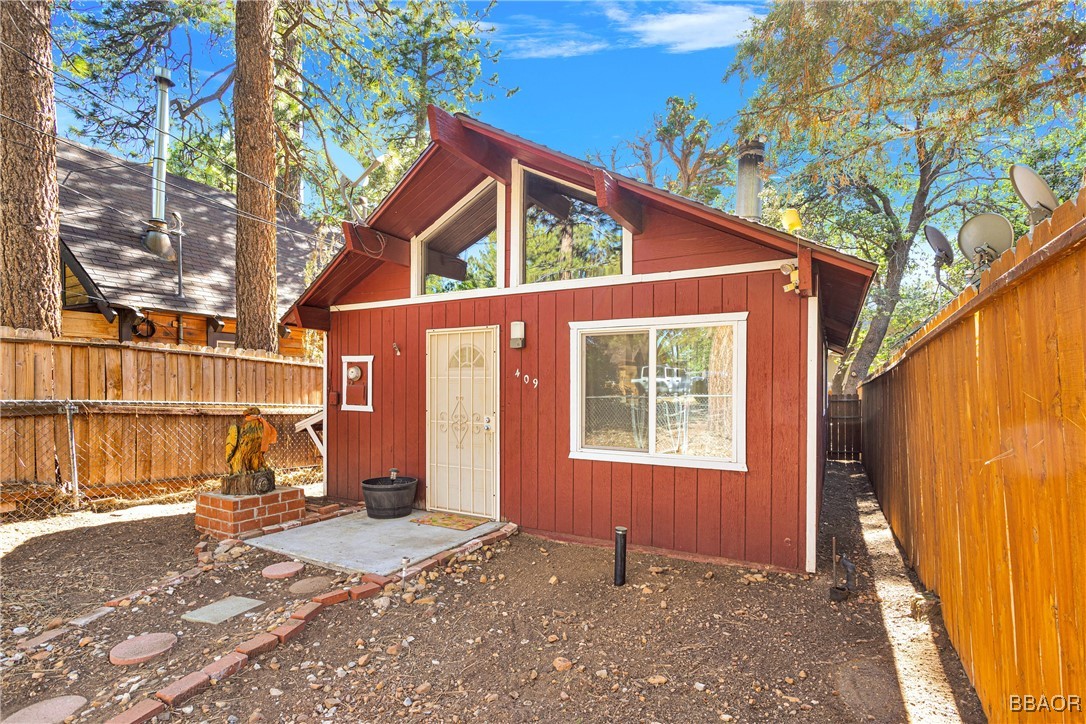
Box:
[497, 15, 610, 60]
[604, 2, 764, 53]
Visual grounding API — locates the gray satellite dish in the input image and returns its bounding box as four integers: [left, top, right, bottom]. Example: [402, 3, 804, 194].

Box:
[1009, 164, 1060, 226]
[924, 225, 956, 294]
[957, 213, 1015, 267]
[924, 225, 954, 267]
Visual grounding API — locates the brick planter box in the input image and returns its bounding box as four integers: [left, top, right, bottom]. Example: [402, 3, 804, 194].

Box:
[195, 487, 304, 539]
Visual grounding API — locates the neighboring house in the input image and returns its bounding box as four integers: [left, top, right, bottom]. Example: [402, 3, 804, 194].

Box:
[283, 107, 876, 572]
[57, 141, 323, 356]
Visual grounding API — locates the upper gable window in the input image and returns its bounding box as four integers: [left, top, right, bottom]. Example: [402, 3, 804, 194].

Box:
[421, 181, 499, 294]
[521, 170, 623, 284]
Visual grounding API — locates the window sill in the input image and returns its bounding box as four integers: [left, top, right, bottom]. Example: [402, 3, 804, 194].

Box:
[341, 404, 373, 413]
[569, 449, 747, 472]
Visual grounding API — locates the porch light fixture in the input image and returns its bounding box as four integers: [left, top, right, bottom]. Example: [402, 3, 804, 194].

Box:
[510, 321, 525, 349]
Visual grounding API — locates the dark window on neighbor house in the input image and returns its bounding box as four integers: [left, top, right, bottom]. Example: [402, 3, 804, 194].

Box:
[522, 170, 622, 284]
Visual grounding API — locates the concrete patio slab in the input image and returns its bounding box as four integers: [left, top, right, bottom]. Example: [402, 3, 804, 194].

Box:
[249, 511, 503, 575]
[181, 596, 264, 625]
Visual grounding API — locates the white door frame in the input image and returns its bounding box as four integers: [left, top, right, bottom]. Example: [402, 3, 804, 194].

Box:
[425, 324, 501, 519]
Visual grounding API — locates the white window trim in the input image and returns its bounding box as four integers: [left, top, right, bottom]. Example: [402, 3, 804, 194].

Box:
[569, 312, 748, 472]
[512, 161, 632, 291]
[341, 354, 374, 412]
[332, 258, 793, 312]
[509, 159, 524, 288]
[411, 178, 504, 298]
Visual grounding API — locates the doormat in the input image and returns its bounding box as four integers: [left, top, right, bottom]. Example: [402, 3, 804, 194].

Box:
[413, 512, 490, 531]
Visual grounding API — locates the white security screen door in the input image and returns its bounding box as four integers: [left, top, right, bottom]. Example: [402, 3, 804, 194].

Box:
[426, 326, 499, 518]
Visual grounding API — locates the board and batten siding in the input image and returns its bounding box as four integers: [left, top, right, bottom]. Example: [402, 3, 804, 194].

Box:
[325, 270, 813, 571]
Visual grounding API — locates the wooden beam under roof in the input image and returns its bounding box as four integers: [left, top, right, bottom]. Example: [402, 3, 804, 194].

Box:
[592, 169, 643, 234]
[289, 305, 331, 331]
[344, 222, 467, 282]
[428, 105, 511, 185]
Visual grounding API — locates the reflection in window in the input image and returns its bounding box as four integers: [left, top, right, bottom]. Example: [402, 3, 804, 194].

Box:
[655, 326, 734, 459]
[523, 171, 622, 284]
[579, 323, 739, 463]
[583, 333, 650, 451]
[424, 183, 498, 294]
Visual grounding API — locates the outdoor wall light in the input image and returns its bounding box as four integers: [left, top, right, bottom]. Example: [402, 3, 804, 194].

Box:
[510, 321, 525, 349]
[393, 342, 401, 356]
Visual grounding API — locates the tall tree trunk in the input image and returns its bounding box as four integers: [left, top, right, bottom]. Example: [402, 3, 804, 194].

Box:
[275, 2, 303, 216]
[412, 43, 430, 147]
[558, 222, 574, 280]
[837, 242, 910, 392]
[234, 0, 279, 353]
[0, 1, 62, 337]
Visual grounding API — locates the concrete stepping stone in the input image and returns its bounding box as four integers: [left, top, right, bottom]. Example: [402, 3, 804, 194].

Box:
[0, 695, 87, 723]
[16, 627, 69, 650]
[109, 632, 177, 666]
[69, 606, 114, 627]
[288, 576, 333, 596]
[181, 596, 264, 625]
[262, 561, 304, 579]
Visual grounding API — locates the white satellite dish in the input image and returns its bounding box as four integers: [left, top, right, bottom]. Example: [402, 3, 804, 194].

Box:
[957, 213, 1015, 267]
[1009, 164, 1060, 226]
[924, 225, 954, 267]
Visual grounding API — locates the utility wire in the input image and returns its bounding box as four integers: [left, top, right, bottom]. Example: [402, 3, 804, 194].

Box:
[0, 37, 310, 211]
[1, 111, 333, 249]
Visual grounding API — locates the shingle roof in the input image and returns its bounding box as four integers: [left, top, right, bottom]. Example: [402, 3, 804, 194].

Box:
[57, 140, 326, 319]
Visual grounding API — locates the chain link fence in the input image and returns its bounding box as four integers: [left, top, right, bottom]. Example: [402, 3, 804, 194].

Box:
[1, 400, 323, 520]
[584, 394, 735, 458]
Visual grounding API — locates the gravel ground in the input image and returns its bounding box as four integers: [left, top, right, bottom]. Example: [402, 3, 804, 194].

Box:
[0, 464, 986, 722]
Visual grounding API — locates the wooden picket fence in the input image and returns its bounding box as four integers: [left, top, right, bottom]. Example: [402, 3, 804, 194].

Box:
[860, 187, 1086, 720]
[1, 332, 324, 516]
[827, 394, 861, 461]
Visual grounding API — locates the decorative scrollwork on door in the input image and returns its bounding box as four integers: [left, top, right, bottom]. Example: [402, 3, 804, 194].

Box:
[436, 395, 483, 449]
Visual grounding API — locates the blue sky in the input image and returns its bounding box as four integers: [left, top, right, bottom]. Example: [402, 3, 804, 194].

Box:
[55, 1, 765, 180]
[475, 2, 765, 158]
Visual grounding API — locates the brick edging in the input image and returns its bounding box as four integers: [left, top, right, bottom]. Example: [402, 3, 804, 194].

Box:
[104, 522, 520, 723]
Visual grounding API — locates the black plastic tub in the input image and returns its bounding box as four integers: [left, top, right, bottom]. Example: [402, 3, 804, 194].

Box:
[361, 476, 418, 519]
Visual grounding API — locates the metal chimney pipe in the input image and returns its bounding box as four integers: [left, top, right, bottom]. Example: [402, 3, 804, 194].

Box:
[151, 66, 174, 224]
[143, 67, 176, 261]
[735, 138, 766, 221]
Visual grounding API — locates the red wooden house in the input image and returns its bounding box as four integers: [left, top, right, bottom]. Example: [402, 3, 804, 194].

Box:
[283, 107, 875, 572]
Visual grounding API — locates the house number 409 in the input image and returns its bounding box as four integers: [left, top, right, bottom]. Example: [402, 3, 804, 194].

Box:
[513, 369, 539, 388]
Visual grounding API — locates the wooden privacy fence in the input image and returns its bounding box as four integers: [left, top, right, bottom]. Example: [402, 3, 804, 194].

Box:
[1, 332, 324, 517]
[827, 394, 861, 461]
[860, 187, 1085, 721]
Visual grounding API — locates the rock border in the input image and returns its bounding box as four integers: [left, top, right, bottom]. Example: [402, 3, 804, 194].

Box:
[103, 522, 520, 723]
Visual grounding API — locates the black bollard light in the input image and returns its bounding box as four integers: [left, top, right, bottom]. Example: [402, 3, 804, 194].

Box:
[614, 526, 627, 586]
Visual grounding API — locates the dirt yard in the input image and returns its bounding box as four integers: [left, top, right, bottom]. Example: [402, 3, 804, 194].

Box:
[1, 464, 986, 722]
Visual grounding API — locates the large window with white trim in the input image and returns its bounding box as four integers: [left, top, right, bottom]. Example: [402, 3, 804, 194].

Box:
[520, 169, 623, 284]
[570, 314, 747, 470]
[420, 181, 501, 294]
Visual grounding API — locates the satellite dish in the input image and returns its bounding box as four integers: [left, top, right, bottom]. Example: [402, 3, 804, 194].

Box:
[1009, 164, 1060, 226]
[958, 213, 1015, 266]
[924, 225, 954, 267]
